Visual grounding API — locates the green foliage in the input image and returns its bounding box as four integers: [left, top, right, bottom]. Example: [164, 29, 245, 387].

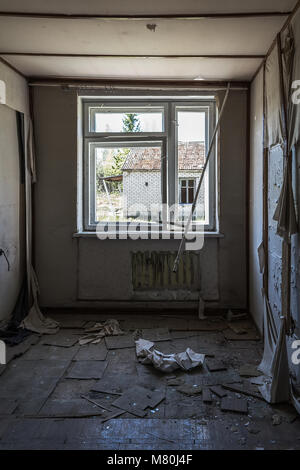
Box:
[111, 148, 129, 175]
[122, 113, 141, 132]
[96, 113, 141, 194]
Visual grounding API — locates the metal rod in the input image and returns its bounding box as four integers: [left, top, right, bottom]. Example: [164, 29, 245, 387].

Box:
[27, 78, 248, 89]
[0, 11, 291, 20]
[173, 82, 231, 273]
[0, 52, 265, 59]
[80, 395, 112, 412]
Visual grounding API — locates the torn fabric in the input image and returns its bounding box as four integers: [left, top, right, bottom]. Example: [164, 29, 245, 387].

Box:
[272, 24, 299, 243]
[135, 338, 205, 373]
[257, 242, 266, 274]
[290, 382, 300, 415]
[281, 25, 295, 114]
[273, 156, 298, 242]
[258, 297, 290, 404]
[20, 268, 59, 335]
[264, 43, 285, 149]
[289, 9, 300, 150]
[27, 118, 37, 183]
[79, 319, 124, 345]
[18, 111, 59, 335]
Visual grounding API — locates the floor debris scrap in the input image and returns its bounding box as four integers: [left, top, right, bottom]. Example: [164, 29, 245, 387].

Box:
[0, 312, 299, 449]
[79, 319, 124, 345]
[221, 397, 248, 414]
[136, 338, 205, 373]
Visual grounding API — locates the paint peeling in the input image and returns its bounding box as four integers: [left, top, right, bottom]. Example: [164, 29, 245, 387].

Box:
[131, 251, 200, 291]
[146, 24, 157, 32]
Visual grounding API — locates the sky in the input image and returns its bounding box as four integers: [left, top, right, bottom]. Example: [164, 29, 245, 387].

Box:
[95, 110, 206, 142]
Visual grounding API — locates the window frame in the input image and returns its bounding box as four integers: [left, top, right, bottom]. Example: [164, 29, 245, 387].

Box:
[82, 98, 216, 233]
[84, 138, 167, 229]
[179, 178, 197, 205]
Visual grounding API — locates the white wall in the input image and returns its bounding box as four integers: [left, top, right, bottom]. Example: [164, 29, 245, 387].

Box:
[123, 170, 205, 218]
[249, 69, 264, 333]
[123, 171, 161, 217]
[33, 86, 247, 310]
[0, 61, 29, 322]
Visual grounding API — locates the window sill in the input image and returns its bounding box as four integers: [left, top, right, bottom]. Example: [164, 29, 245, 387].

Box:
[73, 231, 224, 239]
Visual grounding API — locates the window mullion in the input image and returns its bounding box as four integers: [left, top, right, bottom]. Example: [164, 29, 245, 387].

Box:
[167, 103, 176, 219]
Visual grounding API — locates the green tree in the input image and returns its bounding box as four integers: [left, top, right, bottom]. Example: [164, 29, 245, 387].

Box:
[111, 148, 129, 175]
[96, 114, 141, 193]
[122, 113, 141, 132]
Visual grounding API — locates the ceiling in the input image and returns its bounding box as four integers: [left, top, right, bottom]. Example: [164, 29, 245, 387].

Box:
[0, 0, 298, 81]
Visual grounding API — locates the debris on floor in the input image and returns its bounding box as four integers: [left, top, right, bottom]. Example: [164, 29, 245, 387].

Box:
[166, 377, 185, 387]
[111, 385, 165, 417]
[238, 364, 261, 377]
[135, 338, 205, 373]
[250, 376, 269, 386]
[81, 394, 112, 412]
[221, 397, 248, 414]
[210, 385, 227, 398]
[222, 382, 263, 400]
[79, 319, 124, 345]
[206, 359, 227, 372]
[223, 328, 260, 341]
[202, 388, 213, 403]
[228, 325, 248, 335]
[177, 384, 202, 396]
[226, 310, 248, 322]
[20, 301, 60, 335]
[2, 312, 300, 450]
[272, 414, 283, 426]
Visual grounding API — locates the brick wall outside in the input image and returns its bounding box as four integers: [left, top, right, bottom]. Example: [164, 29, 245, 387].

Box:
[123, 170, 205, 220]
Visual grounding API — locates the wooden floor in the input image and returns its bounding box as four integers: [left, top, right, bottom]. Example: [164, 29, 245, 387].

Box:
[0, 311, 299, 450]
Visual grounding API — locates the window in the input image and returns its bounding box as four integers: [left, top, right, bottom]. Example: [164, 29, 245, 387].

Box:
[82, 98, 216, 232]
[179, 179, 196, 204]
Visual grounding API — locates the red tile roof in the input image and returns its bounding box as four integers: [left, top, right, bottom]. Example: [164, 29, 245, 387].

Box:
[122, 142, 205, 171]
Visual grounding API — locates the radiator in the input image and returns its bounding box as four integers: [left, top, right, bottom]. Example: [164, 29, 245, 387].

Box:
[131, 251, 200, 291]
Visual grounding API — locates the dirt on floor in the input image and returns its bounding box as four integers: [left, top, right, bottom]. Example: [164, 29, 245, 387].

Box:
[0, 311, 299, 450]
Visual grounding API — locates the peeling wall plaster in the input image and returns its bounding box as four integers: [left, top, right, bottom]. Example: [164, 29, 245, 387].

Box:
[33, 86, 247, 309]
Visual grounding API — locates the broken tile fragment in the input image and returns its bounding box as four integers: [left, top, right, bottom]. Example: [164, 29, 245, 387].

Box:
[272, 414, 283, 426]
[221, 397, 248, 414]
[167, 377, 185, 387]
[206, 359, 227, 372]
[111, 385, 165, 417]
[202, 388, 213, 403]
[222, 382, 263, 400]
[210, 386, 227, 398]
[177, 384, 202, 396]
[223, 328, 260, 342]
[238, 364, 260, 377]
